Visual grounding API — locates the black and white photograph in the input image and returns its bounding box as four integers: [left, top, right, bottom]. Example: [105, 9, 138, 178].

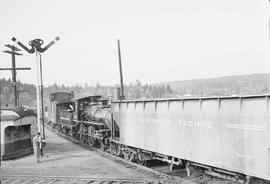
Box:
[0, 0, 270, 183]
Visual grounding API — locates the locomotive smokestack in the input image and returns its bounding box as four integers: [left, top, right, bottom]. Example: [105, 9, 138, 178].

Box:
[70, 90, 75, 99]
[117, 39, 125, 100]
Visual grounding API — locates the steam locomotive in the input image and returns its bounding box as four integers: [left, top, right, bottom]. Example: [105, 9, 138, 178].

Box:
[47, 92, 115, 150]
[47, 91, 270, 184]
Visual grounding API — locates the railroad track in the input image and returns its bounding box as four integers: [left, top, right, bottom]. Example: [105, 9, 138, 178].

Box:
[47, 127, 183, 183]
[0, 174, 239, 184]
[46, 125, 238, 184]
[0, 174, 174, 184]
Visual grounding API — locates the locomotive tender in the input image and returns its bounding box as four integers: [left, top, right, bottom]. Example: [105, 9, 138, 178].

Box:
[47, 92, 270, 183]
[47, 91, 74, 126]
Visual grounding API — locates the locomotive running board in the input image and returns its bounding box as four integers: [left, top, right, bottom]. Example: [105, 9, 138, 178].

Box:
[83, 120, 104, 125]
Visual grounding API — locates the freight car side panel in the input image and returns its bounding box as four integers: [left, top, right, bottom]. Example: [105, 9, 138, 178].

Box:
[112, 96, 270, 180]
[220, 97, 270, 179]
[113, 100, 222, 168]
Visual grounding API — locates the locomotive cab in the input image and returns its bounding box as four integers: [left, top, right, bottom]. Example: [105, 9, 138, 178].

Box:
[47, 91, 74, 126]
[54, 101, 76, 136]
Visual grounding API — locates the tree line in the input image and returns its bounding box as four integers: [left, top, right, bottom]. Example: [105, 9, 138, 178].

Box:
[0, 78, 174, 108]
[2, 73, 269, 108]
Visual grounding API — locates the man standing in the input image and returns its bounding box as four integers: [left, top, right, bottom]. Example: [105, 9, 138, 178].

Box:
[33, 132, 42, 163]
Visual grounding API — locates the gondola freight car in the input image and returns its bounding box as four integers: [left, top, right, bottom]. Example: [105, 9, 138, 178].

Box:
[111, 94, 270, 183]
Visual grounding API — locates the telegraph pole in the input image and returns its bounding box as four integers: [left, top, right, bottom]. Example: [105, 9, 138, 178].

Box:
[117, 40, 125, 100]
[0, 77, 2, 166]
[1, 45, 30, 106]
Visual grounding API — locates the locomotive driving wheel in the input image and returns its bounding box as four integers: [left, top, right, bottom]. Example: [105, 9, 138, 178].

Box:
[67, 129, 73, 137]
[79, 135, 83, 143]
[100, 143, 106, 152]
[88, 136, 95, 147]
[79, 135, 86, 143]
[57, 124, 61, 132]
[87, 126, 96, 147]
[63, 127, 68, 135]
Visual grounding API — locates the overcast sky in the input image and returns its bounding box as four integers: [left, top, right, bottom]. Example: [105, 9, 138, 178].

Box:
[0, 0, 269, 86]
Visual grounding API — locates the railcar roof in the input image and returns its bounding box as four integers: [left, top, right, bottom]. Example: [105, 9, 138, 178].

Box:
[112, 94, 270, 103]
[72, 95, 102, 101]
[56, 101, 74, 105]
[51, 91, 73, 94]
[0, 106, 36, 121]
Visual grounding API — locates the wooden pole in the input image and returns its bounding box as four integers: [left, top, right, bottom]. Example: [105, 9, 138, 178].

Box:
[117, 40, 125, 100]
[2, 45, 30, 106]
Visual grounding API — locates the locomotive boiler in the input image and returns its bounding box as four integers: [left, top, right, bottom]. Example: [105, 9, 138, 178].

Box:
[78, 97, 116, 149]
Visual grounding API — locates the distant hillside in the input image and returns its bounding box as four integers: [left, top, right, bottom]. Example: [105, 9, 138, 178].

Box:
[162, 73, 270, 96]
